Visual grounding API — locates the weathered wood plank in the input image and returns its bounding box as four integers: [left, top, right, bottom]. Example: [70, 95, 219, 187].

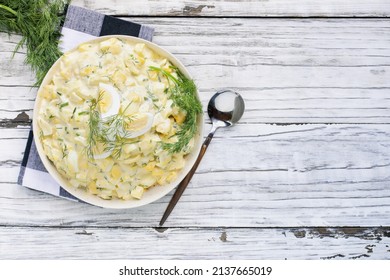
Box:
[0, 226, 389, 259]
[3, 124, 390, 173]
[1, 0, 389, 261]
[3, 86, 390, 124]
[71, 0, 390, 17]
[1, 18, 389, 123]
[1, 124, 389, 227]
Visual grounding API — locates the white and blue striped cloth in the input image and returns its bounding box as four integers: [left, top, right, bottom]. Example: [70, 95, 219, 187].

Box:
[18, 5, 154, 201]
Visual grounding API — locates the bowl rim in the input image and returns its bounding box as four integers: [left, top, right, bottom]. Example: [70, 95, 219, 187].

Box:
[32, 35, 204, 209]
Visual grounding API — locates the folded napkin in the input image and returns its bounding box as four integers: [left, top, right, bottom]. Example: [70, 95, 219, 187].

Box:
[17, 5, 154, 201]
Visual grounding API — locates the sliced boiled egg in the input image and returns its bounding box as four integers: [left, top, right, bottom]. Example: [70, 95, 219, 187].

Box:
[93, 150, 112, 160]
[121, 112, 154, 139]
[92, 142, 112, 160]
[98, 83, 121, 119]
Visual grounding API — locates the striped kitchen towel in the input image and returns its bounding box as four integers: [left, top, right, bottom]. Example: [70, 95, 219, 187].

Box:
[17, 5, 154, 201]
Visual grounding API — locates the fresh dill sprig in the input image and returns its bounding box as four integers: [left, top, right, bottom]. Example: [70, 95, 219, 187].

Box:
[103, 137, 138, 160]
[87, 95, 102, 158]
[87, 97, 136, 159]
[100, 102, 133, 140]
[0, 0, 70, 85]
[149, 66, 202, 154]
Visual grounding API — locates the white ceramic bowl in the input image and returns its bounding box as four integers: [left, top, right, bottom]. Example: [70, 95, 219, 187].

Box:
[33, 35, 203, 208]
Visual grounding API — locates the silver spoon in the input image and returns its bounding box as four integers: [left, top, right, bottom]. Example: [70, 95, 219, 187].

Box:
[159, 89, 245, 226]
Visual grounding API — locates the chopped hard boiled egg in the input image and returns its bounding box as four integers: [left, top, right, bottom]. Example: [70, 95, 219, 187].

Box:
[131, 186, 144, 199]
[37, 37, 197, 201]
[67, 150, 79, 173]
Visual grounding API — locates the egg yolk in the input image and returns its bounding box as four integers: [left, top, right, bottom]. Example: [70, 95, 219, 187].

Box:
[124, 113, 149, 131]
[98, 90, 113, 114]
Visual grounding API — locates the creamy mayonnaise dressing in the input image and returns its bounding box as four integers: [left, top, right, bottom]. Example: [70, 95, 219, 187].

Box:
[37, 38, 193, 200]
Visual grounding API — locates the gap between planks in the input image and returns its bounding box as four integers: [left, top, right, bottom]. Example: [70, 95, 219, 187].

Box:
[70, 0, 390, 18]
[110, 15, 390, 19]
[0, 225, 388, 259]
[1, 224, 389, 232]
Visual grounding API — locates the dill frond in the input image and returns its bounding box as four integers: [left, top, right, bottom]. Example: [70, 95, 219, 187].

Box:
[87, 95, 137, 159]
[149, 66, 202, 154]
[87, 97, 101, 158]
[0, 0, 70, 85]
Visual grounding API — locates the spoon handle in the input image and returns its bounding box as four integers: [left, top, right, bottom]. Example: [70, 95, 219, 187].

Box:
[159, 132, 215, 226]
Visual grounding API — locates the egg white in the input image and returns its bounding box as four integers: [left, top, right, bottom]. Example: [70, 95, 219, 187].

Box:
[121, 112, 154, 139]
[99, 83, 121, 119]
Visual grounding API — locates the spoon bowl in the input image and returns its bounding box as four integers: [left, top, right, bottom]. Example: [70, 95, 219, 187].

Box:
[160, 89, 245, 226]
[208, 89, 245, 128]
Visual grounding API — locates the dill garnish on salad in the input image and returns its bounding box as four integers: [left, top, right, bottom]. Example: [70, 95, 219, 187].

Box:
[36, 37, 203, 201]
[149, 66, 203, 154]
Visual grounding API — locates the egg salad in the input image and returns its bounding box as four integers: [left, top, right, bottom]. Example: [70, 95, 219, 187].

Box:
[37, 37, 200, 200]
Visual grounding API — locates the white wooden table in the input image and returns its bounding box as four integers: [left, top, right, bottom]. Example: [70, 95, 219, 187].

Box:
[1, 0, 390, 259]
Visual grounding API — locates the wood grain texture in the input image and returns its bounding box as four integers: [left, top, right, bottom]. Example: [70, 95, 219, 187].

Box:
[1, 2, 390, 259]
[1, 124, 389, 227]
[0, 226, 389, 259]
[71, 0, 390, 17]
[1, 18, 389, 123]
